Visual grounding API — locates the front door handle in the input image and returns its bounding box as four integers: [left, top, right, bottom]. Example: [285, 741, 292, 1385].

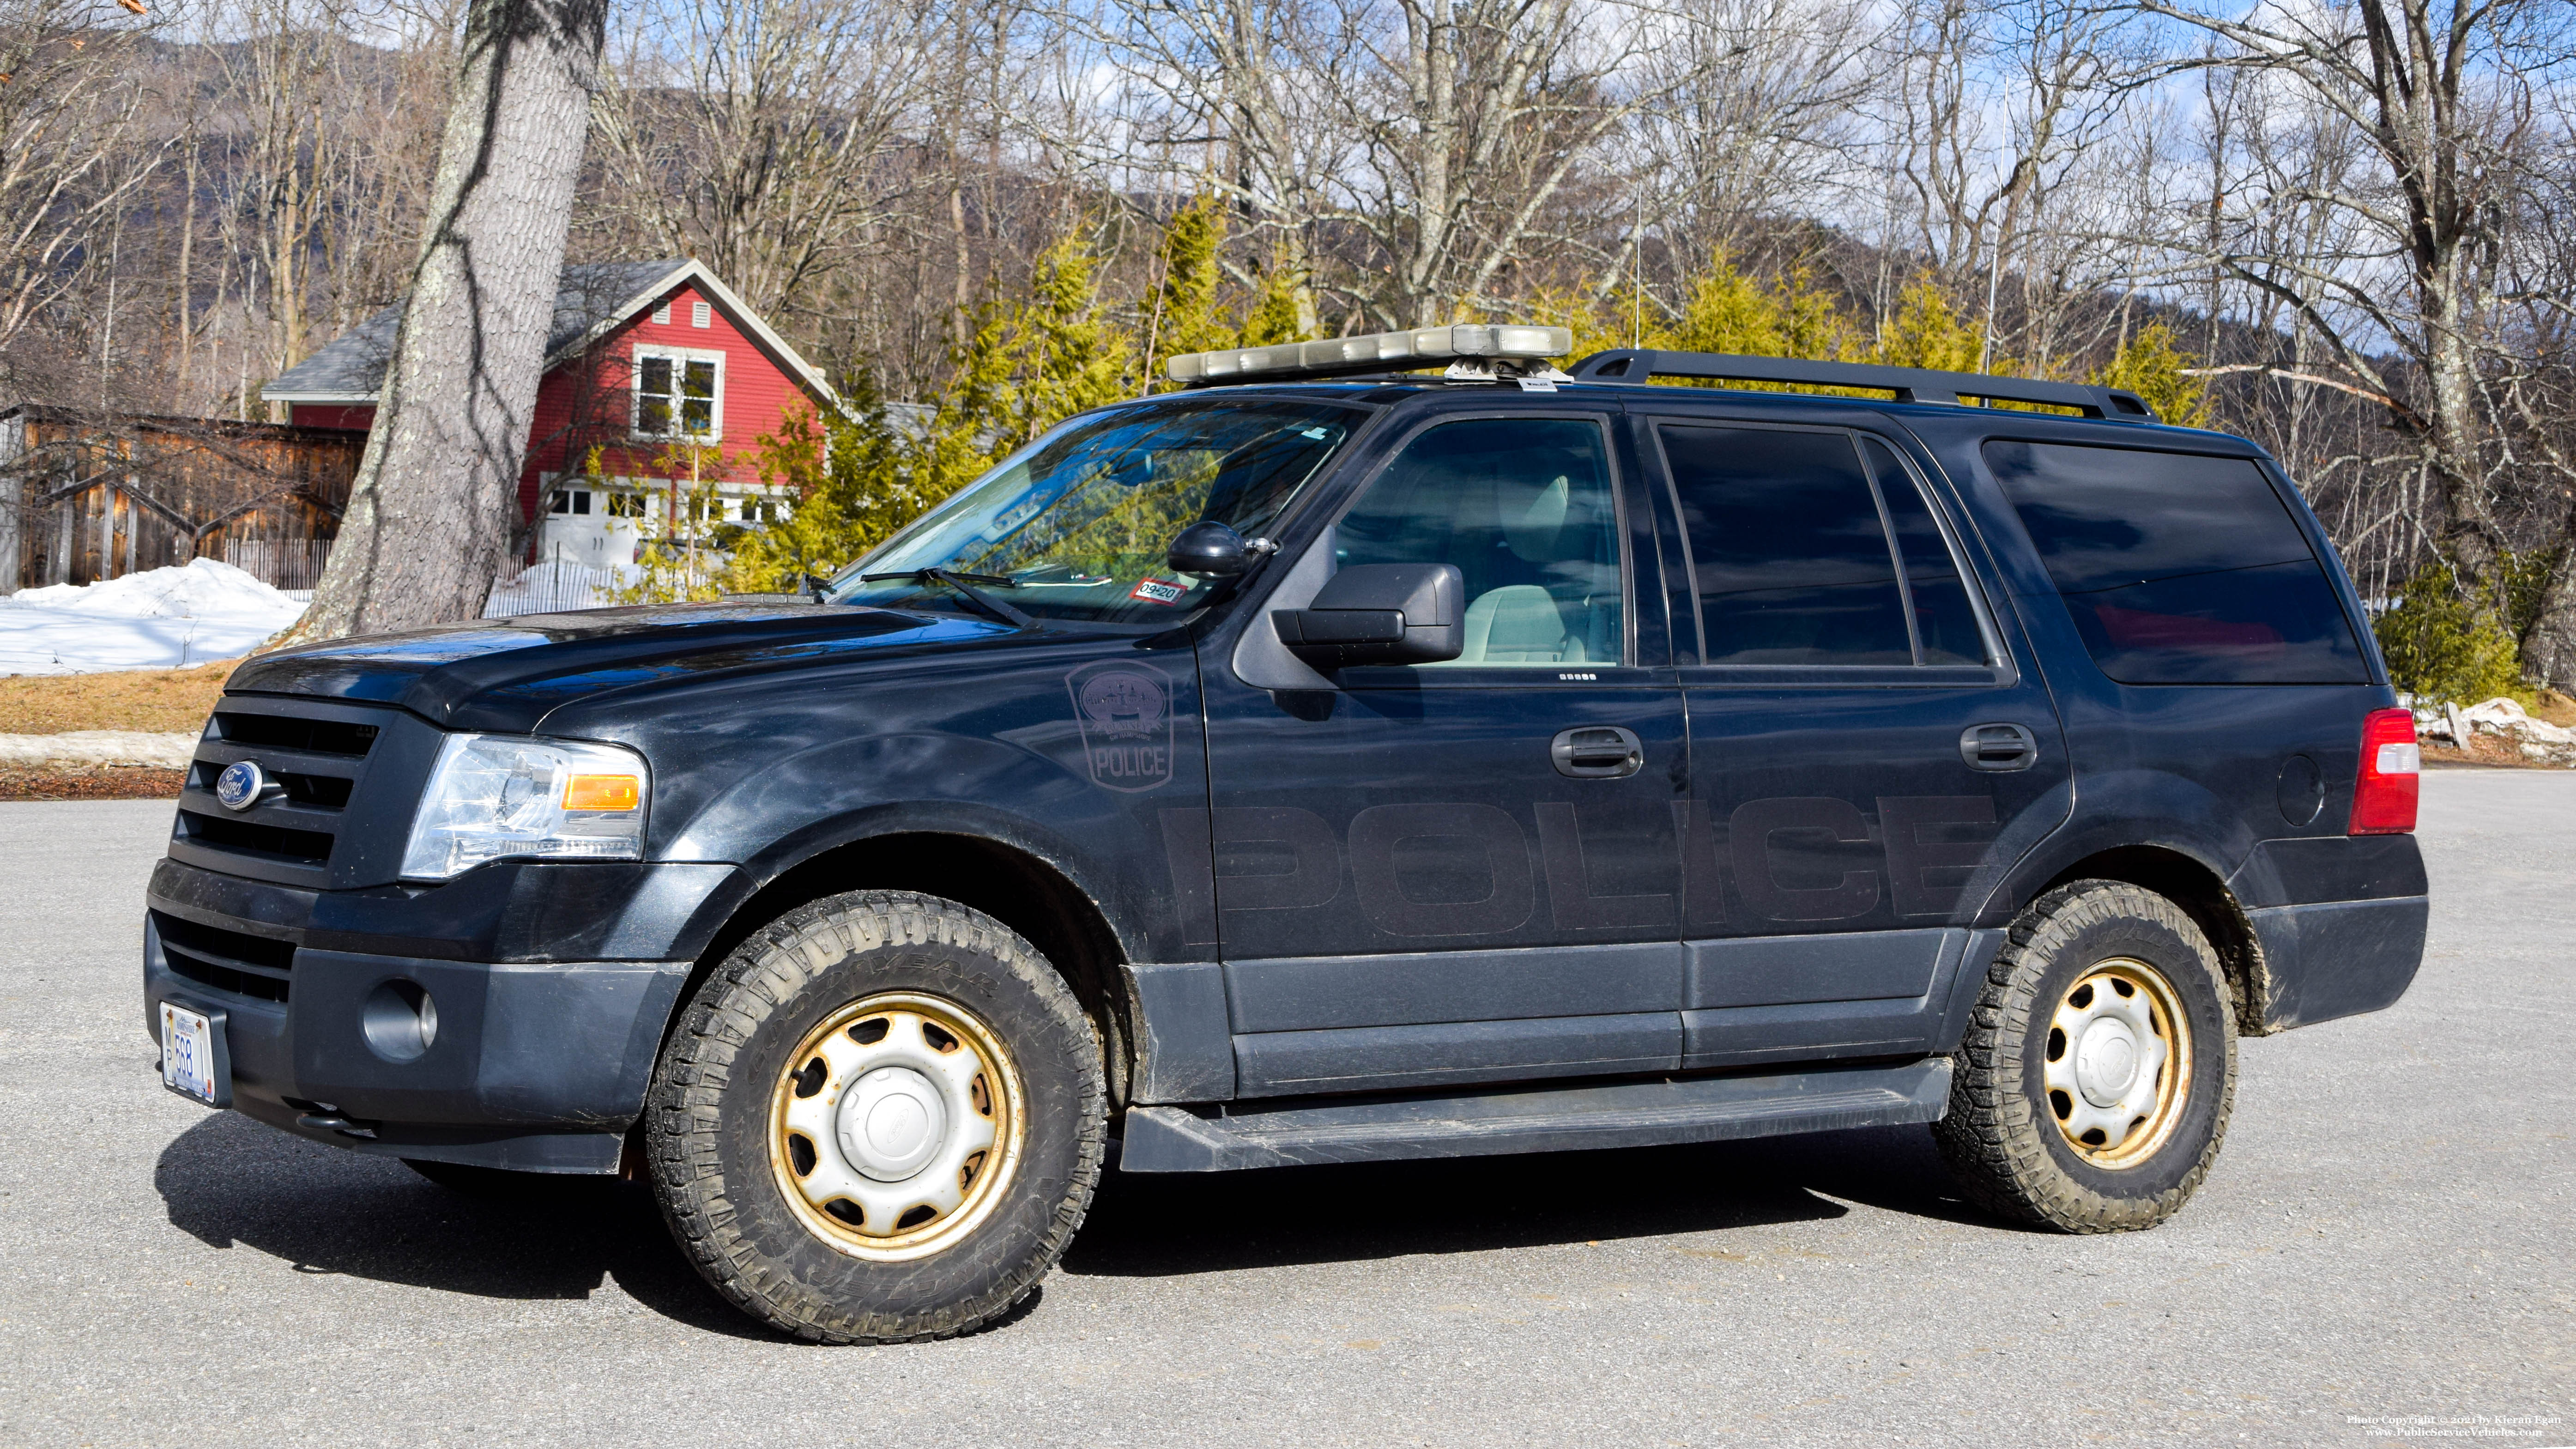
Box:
[1552, 726, 1644, 779]
[1960, 722, 2038, 772]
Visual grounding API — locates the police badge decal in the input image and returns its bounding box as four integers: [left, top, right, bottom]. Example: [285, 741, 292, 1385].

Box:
[1065, 659, 1175, 792]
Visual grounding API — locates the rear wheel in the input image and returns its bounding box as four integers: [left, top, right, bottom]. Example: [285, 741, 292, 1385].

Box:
[646, 890, 1104, 1342]
[1934, 879, 2237, 1232]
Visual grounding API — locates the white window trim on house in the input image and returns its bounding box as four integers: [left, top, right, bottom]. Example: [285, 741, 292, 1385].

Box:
[630, 343, 727, 444]
[579, 475, 792, 524]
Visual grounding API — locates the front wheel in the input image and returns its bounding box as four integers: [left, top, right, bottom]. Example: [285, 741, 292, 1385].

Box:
[646, 890, 1105, 1342]
[1934, 879, 2237, 1232]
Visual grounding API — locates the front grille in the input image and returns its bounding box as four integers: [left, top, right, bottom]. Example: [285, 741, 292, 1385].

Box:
[185, 760, 353, 809]
[154, 910, 294, 1003]
[210, 711, 380, 758]
[175, 809, 335, 867]
[172, 701, 391, 885]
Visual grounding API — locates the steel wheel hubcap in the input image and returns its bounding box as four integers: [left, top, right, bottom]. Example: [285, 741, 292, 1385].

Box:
[770, 992, 1024, 1261]
[839, 1066, 949, 1181]
[2042, 958, 2191, 1169]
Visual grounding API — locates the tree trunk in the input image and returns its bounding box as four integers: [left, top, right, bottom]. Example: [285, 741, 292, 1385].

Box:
[2421, 270, 2503, 588]
[2522, 531, 2576, 691]
[285, 0, 606, 643]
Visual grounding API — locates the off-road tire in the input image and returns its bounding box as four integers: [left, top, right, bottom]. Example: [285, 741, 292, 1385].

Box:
[1934, 879, 2237, 1232]
[646, 890, 1105, 1343]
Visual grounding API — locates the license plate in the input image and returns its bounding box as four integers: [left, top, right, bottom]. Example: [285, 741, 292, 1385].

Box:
[160, 1000, 229, 1107]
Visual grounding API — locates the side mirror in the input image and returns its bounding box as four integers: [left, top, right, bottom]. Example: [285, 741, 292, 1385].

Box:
[1167, 521, 1261, 578]
[1270, 563, 1464, 669]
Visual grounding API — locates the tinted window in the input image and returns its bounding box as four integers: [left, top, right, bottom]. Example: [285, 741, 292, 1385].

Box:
[833, 398, 1357, 623]
[1862, 439, 1988, 665]
[1986, 441, 2368, 685]
[1336, 418, 1623, 667]
[1663, 425, 1911, 665]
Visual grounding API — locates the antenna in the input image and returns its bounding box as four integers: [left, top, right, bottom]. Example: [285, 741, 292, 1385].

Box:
[1630, 179, 1644, 349]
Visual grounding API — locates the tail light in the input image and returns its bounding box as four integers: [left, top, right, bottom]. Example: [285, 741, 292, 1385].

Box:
[2350, 707, 2419, 834]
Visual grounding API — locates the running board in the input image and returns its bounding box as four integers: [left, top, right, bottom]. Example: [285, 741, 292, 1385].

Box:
[1118, 1058, 1953, 1173]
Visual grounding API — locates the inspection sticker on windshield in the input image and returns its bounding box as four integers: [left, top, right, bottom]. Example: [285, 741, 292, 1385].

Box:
[1129, 577, 1188, 606]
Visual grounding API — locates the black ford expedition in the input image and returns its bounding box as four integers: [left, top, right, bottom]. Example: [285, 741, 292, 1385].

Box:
[144, 329, 2428, 1343]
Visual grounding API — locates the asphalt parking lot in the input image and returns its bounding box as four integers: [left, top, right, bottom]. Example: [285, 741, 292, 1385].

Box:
[2, 775, 2569, 1448]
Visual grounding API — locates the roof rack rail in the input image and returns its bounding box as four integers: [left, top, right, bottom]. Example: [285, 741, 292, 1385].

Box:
[1566, 349, 2158, 423]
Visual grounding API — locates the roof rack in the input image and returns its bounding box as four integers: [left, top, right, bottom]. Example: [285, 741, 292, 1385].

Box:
[1566, 349, 2159, 423]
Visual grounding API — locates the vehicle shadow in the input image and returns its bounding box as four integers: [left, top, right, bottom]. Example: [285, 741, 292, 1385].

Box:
[154, 1112, 2008, 1322]
[152, 1111, 768, 1339]
[1065, 1120, 2003, 1278]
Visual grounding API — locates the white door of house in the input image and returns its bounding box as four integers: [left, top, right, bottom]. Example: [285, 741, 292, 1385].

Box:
[538, 480, 641, 570]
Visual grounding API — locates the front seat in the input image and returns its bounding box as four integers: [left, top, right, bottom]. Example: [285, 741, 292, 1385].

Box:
[1457, 584, 1587, 663]
[1447, 469, 1593, 664]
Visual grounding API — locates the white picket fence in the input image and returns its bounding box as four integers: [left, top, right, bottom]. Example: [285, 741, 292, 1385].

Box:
[223, 538, 333, 591]
[483, 558, 626, 618]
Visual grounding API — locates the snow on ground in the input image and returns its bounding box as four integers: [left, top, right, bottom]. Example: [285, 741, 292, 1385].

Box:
[0, 559, 304, 675]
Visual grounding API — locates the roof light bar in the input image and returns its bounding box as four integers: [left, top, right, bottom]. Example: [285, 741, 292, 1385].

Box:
[1167, 323, 1573, 385]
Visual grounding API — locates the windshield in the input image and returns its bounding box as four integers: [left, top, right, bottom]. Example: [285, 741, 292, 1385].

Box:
[828, 397, 1362, 623]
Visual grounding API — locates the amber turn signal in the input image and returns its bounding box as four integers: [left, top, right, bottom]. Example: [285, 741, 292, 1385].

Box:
[563, 773, 642, 811]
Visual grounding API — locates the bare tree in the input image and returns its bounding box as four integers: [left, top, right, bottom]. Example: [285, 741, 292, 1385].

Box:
[591, 0, 935, 326]
[0, 0, 168, 382]
[1089, 0, 1720, 329]
[1865, 0, 2141, 370]
[2143, 0, 2576, 608]
[290, 0, 609, 638]
[1621, 0, 1875, 288]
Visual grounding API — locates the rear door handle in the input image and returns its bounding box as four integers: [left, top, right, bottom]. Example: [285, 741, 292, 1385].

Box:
[1552, 726, 1644, 779]
[1960, 722, 2038, 772]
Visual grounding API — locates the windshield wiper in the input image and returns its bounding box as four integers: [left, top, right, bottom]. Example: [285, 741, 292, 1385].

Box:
[857, 567, 1036, 630]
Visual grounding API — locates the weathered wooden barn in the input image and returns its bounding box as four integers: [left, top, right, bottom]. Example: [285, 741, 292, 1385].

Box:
[0, 405, 363, 592]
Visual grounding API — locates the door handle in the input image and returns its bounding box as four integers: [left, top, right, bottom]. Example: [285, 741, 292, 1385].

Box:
[1960, 722, 2038, 772]
[1551, 726, 1644, 779]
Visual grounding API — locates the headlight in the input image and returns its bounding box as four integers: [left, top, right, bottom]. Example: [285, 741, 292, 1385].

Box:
[400, 734, 650, 881]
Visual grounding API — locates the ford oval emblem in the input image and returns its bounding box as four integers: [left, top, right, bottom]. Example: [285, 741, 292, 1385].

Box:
[214, 759, 266, 812]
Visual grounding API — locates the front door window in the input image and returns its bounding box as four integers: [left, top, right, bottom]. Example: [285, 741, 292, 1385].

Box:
[1335, 418, 1624, 668]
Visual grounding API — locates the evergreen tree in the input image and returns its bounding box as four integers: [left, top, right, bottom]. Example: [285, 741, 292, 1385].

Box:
[1520, 284, 1636, 363]
[1008, 231, 1132, 449]
[1237, 248, 1314, 349]
[2095, 321, 2214, 429]
[1665, 257, 1784, 358]
[1775, 263, 1859, 363]
[1875, 280, 1989, 373]
[918, 289, 1017, 500]
[725, 227, 1144, 594]
[1141, 195, 1233, 386]
[2376, 561, 2522, 703]
[723, 371, 928, 594]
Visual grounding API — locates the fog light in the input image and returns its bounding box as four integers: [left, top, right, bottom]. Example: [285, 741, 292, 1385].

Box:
[362, 979, 439, 1062]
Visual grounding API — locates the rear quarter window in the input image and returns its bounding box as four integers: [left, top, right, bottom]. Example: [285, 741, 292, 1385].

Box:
[1985, 441, 2369, 685]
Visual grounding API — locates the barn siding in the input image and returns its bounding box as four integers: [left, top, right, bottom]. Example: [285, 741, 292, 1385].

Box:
[1, 407, 362, 590]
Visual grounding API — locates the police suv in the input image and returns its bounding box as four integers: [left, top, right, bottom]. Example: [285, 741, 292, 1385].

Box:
[145, 327, 2427, 1342]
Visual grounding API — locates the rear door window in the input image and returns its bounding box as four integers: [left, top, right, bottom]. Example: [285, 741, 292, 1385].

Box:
[1661, 424, 1990, 667]
[1864, 438, 1987, 666]
[1985, 441, 2367, 685]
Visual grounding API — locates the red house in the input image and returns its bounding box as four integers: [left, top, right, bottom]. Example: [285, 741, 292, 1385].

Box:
[263, 259, 838, 574]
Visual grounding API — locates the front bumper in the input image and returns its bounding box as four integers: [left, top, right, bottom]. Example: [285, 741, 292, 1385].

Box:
[143, 854, 750, 1172]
